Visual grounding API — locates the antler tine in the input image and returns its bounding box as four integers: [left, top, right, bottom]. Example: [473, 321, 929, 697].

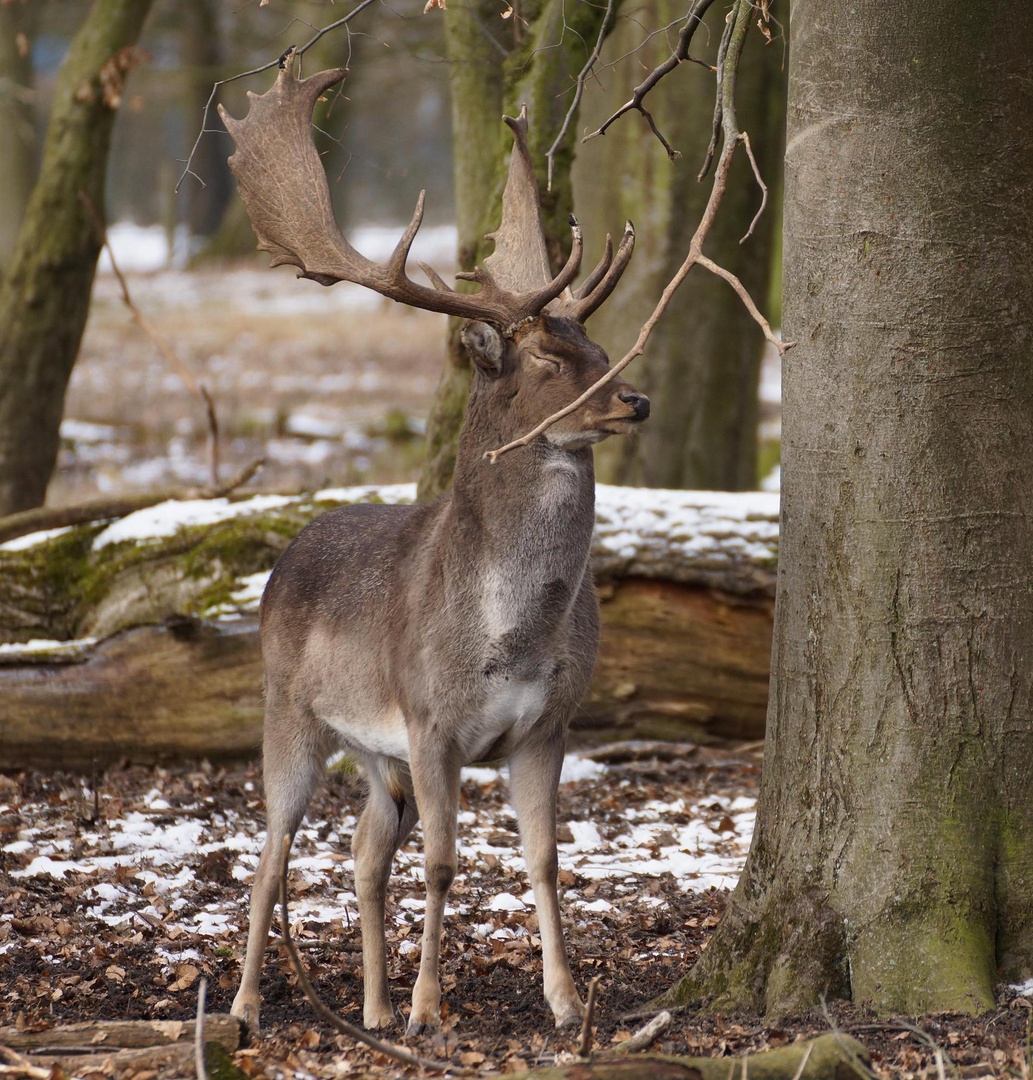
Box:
[524, 216, 584, 313]
[561, 220, 635, 323]
[571, 234, 614, 302]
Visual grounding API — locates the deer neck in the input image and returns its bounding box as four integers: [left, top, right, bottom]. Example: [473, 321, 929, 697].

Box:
[447, 390, 596, 572]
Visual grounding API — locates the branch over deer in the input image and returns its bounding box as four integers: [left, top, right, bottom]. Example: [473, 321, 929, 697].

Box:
[220, 51, 648, 1036]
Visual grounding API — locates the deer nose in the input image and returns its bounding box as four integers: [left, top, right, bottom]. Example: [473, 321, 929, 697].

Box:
[618, 390, 650, 420]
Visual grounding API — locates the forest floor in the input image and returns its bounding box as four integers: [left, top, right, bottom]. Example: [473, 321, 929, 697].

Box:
[2, 747, 1031, 1079]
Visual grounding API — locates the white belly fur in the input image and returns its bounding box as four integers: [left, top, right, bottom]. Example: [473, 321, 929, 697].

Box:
[319, 706, 411, 762]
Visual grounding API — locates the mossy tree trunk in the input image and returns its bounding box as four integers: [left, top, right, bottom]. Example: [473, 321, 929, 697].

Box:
[0, 1, 36, 275]
[416, 0, 617, 499]
[0, 0, 154, 516]
[663, 0, 1033, 1018]
[579, 0, 785, 490]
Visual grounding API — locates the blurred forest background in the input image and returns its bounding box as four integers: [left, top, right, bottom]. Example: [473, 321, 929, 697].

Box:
[0, 0, 786, 511]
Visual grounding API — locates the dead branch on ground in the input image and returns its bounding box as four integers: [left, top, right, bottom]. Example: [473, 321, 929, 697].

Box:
[485, 0, 790, 464]
[277, 834, 468, 1075]
[577, 976, 602, 1058]
[0, 456, 264, 546]
[195, 978, 209, 1080]
[614, 1010, 672, 1054]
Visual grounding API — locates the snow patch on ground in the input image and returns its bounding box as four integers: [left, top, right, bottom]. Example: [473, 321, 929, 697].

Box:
[0, 637, 98, 657]
[1012, 978, 1033, 997]
[3, 754, 755, 944]
[0, 527, 75, 552]
[92, 494, 294, 549]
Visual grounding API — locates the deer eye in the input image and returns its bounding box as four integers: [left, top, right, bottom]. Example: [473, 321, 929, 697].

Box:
[529, 353, 562, 373]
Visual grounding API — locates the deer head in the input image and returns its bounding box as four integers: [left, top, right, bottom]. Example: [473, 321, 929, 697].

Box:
[218, 50, 646, 450]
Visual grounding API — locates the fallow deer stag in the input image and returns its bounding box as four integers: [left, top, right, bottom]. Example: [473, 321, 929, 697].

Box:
[221, 50, 648, 1036]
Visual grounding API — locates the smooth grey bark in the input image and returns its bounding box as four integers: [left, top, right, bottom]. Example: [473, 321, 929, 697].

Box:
[0, 0, 154, 515]
[663, 0, 1033, 1017]
[579, 0, 785, 490]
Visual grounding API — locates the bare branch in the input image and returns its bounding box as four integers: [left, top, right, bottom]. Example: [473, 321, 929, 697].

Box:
[546, 0, 617, 191]
[577, 976, 602, 1059]
[175, 0, 382, 194]
[738, 130, 768, 242]
[487, 0, 791, 464]
[79, 192, 222, 487]
[615, 1009, 673, 1054]
[194, 979, 208, 1080]
[277, 835, 465, 1075]
[582, 0, 718, 153]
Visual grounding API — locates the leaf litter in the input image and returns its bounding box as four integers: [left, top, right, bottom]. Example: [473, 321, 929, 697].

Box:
[1, 750, 1030, 1078]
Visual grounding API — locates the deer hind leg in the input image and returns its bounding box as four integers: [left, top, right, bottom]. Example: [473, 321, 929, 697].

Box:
[406, 739, 461, 1036]
[231, 700, 329, 1031]
[509, 730, 584, 1028]
[353, 759, 417, 1029]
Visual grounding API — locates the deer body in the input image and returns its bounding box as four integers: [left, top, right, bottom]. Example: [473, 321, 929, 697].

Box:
[220, 55, 647, 1035]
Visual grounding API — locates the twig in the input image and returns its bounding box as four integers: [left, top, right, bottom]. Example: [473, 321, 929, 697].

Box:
[789, 1042, 813, 1080]
[615, 1009, 672, 1054]
[546, 0, 617, 191]
[582, 0, 718, 154]
[738, 131, 768, 242]
[0, 1047, 51, 1080]
[78, 191, 221, 488]
[0, 457, 265, 546]
[194, 978, 208, 1080]
[486, 0, 790, 463]
[277, 835, 465, 1075]
[176, 0, 381, 194]
[577, 976, 602, 1059]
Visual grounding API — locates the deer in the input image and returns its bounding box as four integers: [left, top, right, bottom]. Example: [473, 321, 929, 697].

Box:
[219, 50, 649, 1037]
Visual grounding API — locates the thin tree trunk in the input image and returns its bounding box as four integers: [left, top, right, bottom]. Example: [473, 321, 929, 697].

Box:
[662, 0, 1033, 1017]
[580, 0, 785, 490]
[182, 0, 232, 239]
[415, 0, 504, 499]
[416, 0, 616, 499]
[0, 1, 36, 274]
[0, 0, 154, 516]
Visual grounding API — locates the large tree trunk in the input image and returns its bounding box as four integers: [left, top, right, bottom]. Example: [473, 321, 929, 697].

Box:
[0, 0, 154, 516]
[663, 0, 1033, 1018]
[0, 1, 36, 274]
[416, 0, 616, 499]
[580, 0, 784, 490]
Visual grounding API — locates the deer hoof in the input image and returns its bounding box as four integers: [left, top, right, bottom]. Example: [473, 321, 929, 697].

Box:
[230, 995, 261, 1033]
[405, 1019, 434, 1038]
[364, 1006, 397, 1031]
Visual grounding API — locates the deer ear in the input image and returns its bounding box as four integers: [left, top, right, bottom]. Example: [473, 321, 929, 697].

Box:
[462, 321, 504, 376]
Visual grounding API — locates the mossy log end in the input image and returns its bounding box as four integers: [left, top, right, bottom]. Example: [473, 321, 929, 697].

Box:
[0, 490, 775, 770]
[520, 1033, 870, 1080]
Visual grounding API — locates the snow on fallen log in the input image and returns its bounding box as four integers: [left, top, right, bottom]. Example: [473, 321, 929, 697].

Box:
[0, 485, 778, 768]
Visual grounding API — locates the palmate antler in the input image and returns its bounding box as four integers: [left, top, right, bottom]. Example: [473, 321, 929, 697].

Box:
[218, 49, 598, 330]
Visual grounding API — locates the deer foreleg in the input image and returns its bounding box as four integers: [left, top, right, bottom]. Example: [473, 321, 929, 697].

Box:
[509, 731, 585, 1027]
[406, 743, 461, 1036]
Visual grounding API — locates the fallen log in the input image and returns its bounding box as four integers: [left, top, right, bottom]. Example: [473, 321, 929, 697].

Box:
[0, 1015, 244, 1079]
[520, 1033, 870, 1079]
[0, 1014, 242, 1052]
[0, 485, 777, 769]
